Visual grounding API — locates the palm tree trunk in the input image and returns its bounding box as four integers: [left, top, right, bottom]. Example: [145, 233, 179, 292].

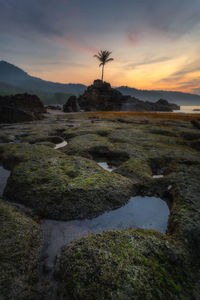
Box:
[101, 64, 104, 82]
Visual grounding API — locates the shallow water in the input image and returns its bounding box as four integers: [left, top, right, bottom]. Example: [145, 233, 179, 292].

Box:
[41, 196, 169, 272]
[9, 139, 21, 143]
[54, 140, 68, 149]
[173, 105, 200, 114]
[97, 162, 116, 172]
[152, 174, 164, 179]
[0, 166, 11, 196]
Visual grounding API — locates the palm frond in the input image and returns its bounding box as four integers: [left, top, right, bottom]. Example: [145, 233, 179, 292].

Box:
[94, 50, 114, 65]
[105, 58, 114, 63]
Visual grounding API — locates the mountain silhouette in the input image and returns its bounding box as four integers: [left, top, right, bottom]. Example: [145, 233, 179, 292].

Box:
[0, 61, 200, 105]
[0, 61, 86, 95]
[116, 86, 200, 106]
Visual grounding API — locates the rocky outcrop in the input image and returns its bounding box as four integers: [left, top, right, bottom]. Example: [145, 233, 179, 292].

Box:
[78, 80, 125, 111]
[0, 93, 46, 123]
[70, 80, 180, 112]
[63, 95, 80, 112]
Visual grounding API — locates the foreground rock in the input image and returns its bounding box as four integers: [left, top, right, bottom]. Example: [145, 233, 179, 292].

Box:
[0, 199, 41, 299]
[56, 229, 195, 299]
[0, 93, 46, 123]
[64, 80, 179, 112]
[0, 144, 133, 220]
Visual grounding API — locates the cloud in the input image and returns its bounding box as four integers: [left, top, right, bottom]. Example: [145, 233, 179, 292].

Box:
[127, 29, 141, 46]
[193, 88, 200, 95]
[1, 0, 200, 42]
[125, 56, 172, 70]
[53, 36, 98, 54]
[172, 61, 200, 78]
[124, 0, 200, 45]
[157, 58, 200, 84]
[1, 0, 200, 88]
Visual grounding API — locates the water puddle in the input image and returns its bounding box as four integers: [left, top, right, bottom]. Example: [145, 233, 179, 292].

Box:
[152, 174, 164, 179]
[97, 162, 116, 172]
[40, 196, 169, 274]
[0, 166, 11, 197]
[54, 140, 68, 149]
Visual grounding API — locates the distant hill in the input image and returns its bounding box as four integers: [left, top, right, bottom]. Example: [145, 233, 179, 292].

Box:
[1, 60, 200, 105]
[116, 86, 200, 106]
[0, 61, 86, 96]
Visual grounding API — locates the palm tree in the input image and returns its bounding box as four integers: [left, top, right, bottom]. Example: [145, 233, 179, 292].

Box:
[94, 50, 114, 82]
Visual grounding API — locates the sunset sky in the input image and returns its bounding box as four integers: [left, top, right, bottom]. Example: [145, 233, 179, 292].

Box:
[0, 0, 200, 94]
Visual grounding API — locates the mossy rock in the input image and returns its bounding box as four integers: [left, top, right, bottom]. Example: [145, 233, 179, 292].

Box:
[61, 122, 123, 139]
[0, 143, 59, 169]
[21, 134, 63, 144]
[61, 134, 113, 159]
[167, 163, 200, 253]
[0, 199, 41, 300]
[190, 138, 200, 151]
[149, 127, 178, 137]
[56, 229, 194, 300]
[2, 144, 133, 220]
[114, 157, 152, 182]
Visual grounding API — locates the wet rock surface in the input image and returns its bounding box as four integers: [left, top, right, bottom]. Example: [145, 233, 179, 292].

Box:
[0, 110, 200, 298]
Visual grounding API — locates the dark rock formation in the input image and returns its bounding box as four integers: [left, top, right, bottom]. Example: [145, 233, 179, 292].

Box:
[76, 80, 180, 112]
[78, 80, 126, 111]
[0, 93, 46, 123]
[191, 119, 200, 129]
[63, 95, 80, 112]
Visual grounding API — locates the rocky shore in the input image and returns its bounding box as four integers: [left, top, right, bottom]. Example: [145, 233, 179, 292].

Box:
[0, 110, 200, 299]
[64, 80, 180, 112]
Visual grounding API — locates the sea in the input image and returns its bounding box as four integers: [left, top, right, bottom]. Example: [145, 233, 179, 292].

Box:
[173, 106, 200, 114]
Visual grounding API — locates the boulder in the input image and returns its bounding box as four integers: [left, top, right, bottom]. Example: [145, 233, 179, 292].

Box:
[63, 95, 80, 112]
[191, 119, 200, 129]
[0, 93, 46, 123]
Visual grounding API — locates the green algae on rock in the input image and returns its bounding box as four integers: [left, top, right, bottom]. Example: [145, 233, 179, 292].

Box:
[21, 134, 64, 145]
[0, 199, 41, 300]
[56, 229, 194, 300]
[1, 144, 133, 220]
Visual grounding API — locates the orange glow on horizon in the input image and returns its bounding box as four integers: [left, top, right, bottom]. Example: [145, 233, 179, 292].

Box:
[29, 55, 200, 94]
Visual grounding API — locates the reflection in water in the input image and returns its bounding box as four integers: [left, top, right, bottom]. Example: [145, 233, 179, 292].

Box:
[0, 166, 11, 197]
[97, 162, 116, 172]
[54, 140, 68, 149]
[152, 175, 164, 179]
[41, 196, 169, 271]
